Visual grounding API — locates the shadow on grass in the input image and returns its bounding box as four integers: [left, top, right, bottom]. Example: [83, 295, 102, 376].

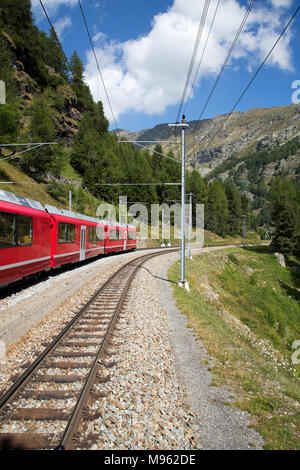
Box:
[243, 245, 300, 291]
[242, 245, 270, 255]
[278, 279, 300, 302]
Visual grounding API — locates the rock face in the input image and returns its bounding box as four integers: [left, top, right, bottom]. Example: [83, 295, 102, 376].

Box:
[117, 104, 300, 177]
[2, 31, 82, 147]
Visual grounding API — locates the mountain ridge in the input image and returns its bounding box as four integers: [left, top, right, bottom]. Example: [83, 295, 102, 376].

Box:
[115, 103, 300, 178]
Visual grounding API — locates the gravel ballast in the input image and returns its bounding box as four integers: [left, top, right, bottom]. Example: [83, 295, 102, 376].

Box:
[0, 247, 264, 450]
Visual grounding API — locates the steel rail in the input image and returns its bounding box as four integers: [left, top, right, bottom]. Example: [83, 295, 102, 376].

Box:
[0, 249, 177, 449]
[58, 251, 164, 449]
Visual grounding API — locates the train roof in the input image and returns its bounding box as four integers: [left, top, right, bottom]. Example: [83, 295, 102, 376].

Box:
[44, 205, 107, 225]
[0, 189, 45, 211]
[0, 190, 136, 229]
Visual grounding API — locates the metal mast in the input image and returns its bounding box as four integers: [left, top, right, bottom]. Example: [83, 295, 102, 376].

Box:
[168, 115, 189, 290]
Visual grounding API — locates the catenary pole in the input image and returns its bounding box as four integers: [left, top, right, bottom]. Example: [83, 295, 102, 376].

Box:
[168, 115, 189, 290]
[188, 192, 193, 259]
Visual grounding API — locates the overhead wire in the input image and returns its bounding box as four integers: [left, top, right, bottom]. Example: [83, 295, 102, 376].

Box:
[185, 0, 255, 159]
[183, 0, 221, 116]
[175, 0, 211, 123]
[77, 0, 119, 130]
[38, 0, 73, 76]
[195, 0, 255, 126]
[197, 4, 300, 152]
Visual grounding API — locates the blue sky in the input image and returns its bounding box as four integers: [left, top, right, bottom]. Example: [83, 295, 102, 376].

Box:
[32, 0, 300, 131]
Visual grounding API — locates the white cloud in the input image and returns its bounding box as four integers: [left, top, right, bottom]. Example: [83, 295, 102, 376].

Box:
[93, 31, 107, 43]
[54, 16, 72, 39]
[269, 0, 293, 8]
[31, 0, 77, 18]
[84, 0, 295, 124]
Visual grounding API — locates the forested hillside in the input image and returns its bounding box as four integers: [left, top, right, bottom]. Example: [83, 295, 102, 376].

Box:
[2, 0, 298, 251]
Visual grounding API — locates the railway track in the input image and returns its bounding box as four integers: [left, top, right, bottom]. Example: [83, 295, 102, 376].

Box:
[0, 250, 175, 450]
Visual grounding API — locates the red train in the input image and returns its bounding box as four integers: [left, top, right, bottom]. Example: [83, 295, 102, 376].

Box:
[0, 190, 136, 288]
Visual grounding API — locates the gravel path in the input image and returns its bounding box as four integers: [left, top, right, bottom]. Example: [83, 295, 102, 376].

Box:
[159, 251, 265, 450]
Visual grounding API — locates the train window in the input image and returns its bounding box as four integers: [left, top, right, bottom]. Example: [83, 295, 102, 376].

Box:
[17, 215, 32, 246]
[109, 229, 117, 240]
[96, 225, 106, 241]
[58, 223, 75, 243]
[0, 212, 16, 248]
[67, 224, 75, 243]
[58, 223, 67, 243]
[88, 226, 97, 246]
[128, 230, 136, 241]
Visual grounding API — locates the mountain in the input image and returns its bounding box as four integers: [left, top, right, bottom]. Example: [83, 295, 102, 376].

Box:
[116, 104, 300, 178]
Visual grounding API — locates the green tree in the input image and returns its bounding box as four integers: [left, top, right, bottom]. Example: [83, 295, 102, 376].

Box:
[186, 170, 207, 224]
[69, 50, 94, 111]
[225, 184, 242, 235]
[270, 177, 298, 255]
[206, 180, 229, 237]
[19, 96, 63, 178]
[0, 104, 20, 145]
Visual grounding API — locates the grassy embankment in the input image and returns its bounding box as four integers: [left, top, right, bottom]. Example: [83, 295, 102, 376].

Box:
[145, 229, 261, 248]
[168, 246, 300, 449]
[0, 159, 104, 217]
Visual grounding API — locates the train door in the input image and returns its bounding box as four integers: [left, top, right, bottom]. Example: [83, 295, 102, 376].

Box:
[123, 228, 127, 251]
[80, 225, 86, 261]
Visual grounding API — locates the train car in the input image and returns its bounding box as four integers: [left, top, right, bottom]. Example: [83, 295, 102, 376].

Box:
[126, 224, 137, 251]
[45, 205, 107, 268]
[0, 190, 52, 286]
[104, 222, 128, 254]
[0, 189, 137, 288]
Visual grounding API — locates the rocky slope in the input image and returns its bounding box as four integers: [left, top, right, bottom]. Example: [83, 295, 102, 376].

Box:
[1, 30, 82, 147]
[116, 104, 300, 178]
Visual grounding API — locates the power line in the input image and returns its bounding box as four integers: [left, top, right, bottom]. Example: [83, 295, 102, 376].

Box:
[183, 0, 221, 115]
[77, 0, 118, 130]
[196, 0, 255, 125]
[38, 0, 72, 76]
[0, 142, 58, 147]
[95, 183, 181, 186]
[203, 4, 300, 149]
[176, 0, 211, 123]
[0, 143, 58, 161]
[118, 139, 181, 164]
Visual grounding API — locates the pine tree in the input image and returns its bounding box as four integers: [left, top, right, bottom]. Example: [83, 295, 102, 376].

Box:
[206, 180, 229, 237]
[270, 177, 298, 255]
[69, 51, 94, 111]
[225, 184, 242, 235]
[20, 96, 62, 178]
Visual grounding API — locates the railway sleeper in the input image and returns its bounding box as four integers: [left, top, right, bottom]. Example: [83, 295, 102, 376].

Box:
[21, 390, 75, 400]
[6, 407, 70, 421]
[63, 341, 100, 347]
[51, 351, 95, 358]
[35, 374, 84, 383]
[43, 361, 91, 369]
[0, 432, 56, 450]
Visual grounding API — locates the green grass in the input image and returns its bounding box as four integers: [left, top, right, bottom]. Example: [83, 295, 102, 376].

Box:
[60, 160, 82, 180]
[0, 160, 65, 207]
[203, 230, 261, 246]
[145, 229, 261, 249]
[0, 159, 103, 217]
[168, 247, 300, 449]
